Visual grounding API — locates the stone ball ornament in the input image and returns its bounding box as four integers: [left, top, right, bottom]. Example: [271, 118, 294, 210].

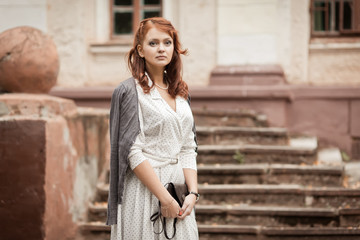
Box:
[0, 26, 59, 93]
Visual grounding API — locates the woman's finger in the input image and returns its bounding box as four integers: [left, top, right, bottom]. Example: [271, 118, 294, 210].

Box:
[177, 205, 190, 219]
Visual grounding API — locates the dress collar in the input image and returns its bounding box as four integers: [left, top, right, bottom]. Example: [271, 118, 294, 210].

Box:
[144, 72, 161, 99]
[143, 72, 184, 102]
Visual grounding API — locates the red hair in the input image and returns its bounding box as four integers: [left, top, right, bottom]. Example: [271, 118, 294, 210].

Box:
[127, 17, 188, 98]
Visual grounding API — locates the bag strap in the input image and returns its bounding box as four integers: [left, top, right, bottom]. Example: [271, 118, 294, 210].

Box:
[150, 201, 177, 239]
[163, 217, 177, 239]
[150, 204, 164, 234]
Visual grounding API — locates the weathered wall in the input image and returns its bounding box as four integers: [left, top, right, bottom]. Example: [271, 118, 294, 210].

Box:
[86, 0, 131, 86]
[215, 0, 312, 85]
[308, 45, 360, 85]
[44, 0, 217, 87]
[85, 0, 217, 87]
[176, 0, 217, 86]
[0, 0, 47, 33]
[44, 108, 109, 239]
[287, 0, 310, 84]
[0, 94, 109, 240]
[46, 0, 360, 87]
[2, 0, 359, 87]
[287, 99, 352, 152]
[47, 0, 89, 87]
[44, 116, 79, 240]
[217, 0, 281, 65]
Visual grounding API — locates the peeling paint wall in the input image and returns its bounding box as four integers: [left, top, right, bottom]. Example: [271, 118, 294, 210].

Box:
[45, 117, 78, 240]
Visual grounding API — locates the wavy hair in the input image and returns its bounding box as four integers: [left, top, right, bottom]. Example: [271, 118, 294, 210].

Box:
[127, 17, 188, 98]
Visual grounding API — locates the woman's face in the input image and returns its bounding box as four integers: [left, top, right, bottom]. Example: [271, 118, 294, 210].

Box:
[138, 27, 174, 71]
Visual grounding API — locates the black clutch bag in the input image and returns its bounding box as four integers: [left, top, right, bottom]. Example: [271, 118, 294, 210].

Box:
[150, 182, 189, 239]
[166, 182, 189, 207]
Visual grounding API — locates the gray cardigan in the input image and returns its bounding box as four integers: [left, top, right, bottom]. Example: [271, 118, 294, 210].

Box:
[106, 77, 197, 225]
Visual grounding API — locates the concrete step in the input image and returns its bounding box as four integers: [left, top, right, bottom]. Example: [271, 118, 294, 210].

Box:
[87, 202, 108, 223]
[103, 146, 320, 185]
[92, 184, 360, 222]
[339, 208, 360, 227]
[209, 65, 286, 86]
[85, 203, 360, 228]
[199, 224, 259, 240]
[96, 183, 360, 209]
[198, 184, 360, 208]
[196, 126, 289, 145]
[197, 144, 317, 164]
[78, 222, 110, 240]
[79, 221, 110, 231]
[199, 225, 360, 240]
[79, 221, 360, 240]
[197, 163, 343, 186]
[192, 108, 268, 127]
[261, 227, 360, 240]
[195, 205, 347, 227]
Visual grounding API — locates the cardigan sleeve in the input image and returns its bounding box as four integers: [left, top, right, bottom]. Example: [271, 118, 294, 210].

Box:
[106, 86, 123, 225]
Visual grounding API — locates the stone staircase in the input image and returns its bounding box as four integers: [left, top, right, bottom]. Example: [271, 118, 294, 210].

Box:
[79, 108, 360, 240]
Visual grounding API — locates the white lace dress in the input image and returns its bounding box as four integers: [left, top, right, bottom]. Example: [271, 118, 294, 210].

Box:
[110, 78, 199, 240]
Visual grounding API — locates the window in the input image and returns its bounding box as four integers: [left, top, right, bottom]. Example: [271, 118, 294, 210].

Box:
[111, 0, 162, 39]
[311, 0, 360, 36]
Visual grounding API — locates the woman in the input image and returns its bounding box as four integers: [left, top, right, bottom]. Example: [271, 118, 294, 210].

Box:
[107, 17, 199, 239]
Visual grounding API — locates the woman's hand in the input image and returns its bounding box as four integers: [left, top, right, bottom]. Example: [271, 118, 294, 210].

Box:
[177, 194, 196, 220]
[161, 198, 181, 218]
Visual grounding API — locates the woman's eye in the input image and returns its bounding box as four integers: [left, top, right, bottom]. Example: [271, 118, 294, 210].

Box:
[165, 41, 172, 46]
[149, 41, 157, 46]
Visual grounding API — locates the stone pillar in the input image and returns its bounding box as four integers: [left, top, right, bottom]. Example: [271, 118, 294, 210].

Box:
[0, 118, 47, 240]
[0, 94, 109, 240]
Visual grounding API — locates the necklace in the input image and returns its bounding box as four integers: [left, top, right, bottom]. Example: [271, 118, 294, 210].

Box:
[154, 82, 169, 90]
[145, 71, 169, 90]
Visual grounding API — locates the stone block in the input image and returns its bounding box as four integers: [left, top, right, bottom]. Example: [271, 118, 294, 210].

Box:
[0, 119, 46, 240]
[0, 94, 109, 240]
[0, 93, 77, 118]
[287, 99, 352, 153]
[350, 100, 360, 137]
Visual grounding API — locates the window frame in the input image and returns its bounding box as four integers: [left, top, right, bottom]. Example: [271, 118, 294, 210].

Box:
[310, 0, 360, 37]
[109, 0, 163, 40]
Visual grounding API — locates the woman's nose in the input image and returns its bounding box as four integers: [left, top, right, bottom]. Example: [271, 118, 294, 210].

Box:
[158, 43, 165, 52]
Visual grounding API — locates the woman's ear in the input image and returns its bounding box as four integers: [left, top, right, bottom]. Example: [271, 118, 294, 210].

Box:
[137, 45, 144, 58]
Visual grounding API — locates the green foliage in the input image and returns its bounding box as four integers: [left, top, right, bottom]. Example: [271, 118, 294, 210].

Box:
[233, 150, 244, 164]
[341, 151, 351, 162]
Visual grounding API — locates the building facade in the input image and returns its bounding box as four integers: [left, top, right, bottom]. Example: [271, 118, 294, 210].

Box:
[1, 0, 360, 157]
[1, 0, 359, 87]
